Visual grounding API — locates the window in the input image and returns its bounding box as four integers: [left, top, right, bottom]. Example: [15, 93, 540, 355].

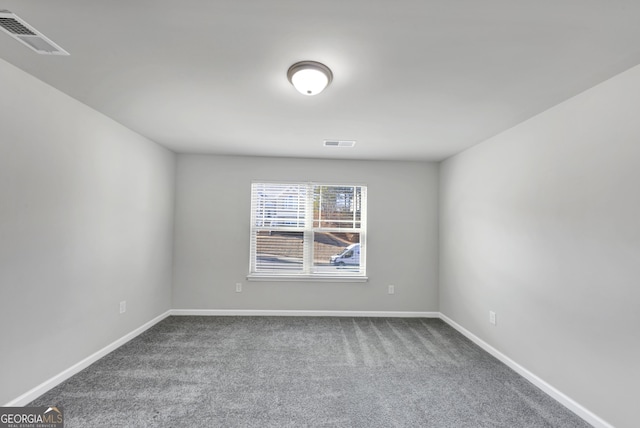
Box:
[249, 182, 367, 281]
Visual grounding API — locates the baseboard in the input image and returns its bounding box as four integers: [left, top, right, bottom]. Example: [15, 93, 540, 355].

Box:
[3, 309, 434, 405]
[439, 313, 613, 428]
[4, 310, 172, 407]
[5, 308, 612, 428]
[170, 309, 440, 318]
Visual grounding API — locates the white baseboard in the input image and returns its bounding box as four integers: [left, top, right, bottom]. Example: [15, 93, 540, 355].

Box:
[4, 310, 171, 407]
[5, 308, 613, 428]
[3, 309, 435, 405]
[439, 313, 613, 428]
[170, 309, 440, 318]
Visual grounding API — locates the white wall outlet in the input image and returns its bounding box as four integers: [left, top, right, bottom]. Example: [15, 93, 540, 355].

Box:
[388, 285, 395, 295]
[120, 301, 126, 314]
[235, 282, 242, 293]
[489, 310, 497, 325]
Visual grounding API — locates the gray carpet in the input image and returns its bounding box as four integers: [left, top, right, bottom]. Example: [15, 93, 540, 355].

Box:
[30, 316, 591, 427]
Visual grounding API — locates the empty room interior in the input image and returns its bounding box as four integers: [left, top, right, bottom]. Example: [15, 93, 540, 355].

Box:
[0, 1, 638, 427]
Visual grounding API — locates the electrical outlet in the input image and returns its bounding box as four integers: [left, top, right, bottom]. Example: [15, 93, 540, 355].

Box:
[489, 311, 497, 326]
[120, 301, 126, 314]
[235, 282, 242, 293]
[388, 285, 395, 295]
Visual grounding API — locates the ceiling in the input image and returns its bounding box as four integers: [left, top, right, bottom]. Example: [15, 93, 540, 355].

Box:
[2, 1, 640, 161]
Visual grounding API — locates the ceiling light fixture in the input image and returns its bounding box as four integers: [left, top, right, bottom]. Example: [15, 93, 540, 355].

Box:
[287, 61, 333, 96]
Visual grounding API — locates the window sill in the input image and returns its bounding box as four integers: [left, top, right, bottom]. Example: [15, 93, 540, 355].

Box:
[247, 274, 368, 283]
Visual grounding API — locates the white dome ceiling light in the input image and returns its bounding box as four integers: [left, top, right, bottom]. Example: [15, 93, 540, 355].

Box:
[287, 61, 333, 96]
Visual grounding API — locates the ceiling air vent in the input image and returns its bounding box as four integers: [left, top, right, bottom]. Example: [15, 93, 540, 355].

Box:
[0, 10, 69, 55]
[324, 140, 356, 148]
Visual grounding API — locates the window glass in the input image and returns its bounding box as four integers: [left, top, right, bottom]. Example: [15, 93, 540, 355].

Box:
[313, 232, 360, 274]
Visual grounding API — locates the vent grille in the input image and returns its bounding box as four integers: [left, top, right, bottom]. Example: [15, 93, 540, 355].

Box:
[0, 17, 36, 35]
[324, 140, 356, 148]
[0, 10, 69, 55]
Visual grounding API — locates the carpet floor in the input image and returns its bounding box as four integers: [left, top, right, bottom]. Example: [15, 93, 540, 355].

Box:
[30, 316, 591, 427]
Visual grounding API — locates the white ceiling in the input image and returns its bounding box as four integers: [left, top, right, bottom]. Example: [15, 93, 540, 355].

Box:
[2, 1, 640, 161]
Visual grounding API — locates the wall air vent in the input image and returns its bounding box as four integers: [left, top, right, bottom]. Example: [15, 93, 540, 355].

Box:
[323, 140, 356, 148]
[0, 10, 69, 55]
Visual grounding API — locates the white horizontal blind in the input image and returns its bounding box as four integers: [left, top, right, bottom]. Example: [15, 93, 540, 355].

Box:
[250, 183, 307, 273]
[250, 182, 366, 278]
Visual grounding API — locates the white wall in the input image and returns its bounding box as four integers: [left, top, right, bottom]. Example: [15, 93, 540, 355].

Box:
[439, 65, 640, 427]
[0, 59, 176, 405]
[173, 155, 439, 312]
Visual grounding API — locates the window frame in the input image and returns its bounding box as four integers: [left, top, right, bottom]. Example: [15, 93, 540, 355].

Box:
[247, 181, 368, 282]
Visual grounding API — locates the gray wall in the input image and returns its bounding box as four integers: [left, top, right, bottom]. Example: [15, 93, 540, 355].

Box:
[0, 59, 176, 405]
[173, 155, 439, 312]
[439, 65, 640, 427]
